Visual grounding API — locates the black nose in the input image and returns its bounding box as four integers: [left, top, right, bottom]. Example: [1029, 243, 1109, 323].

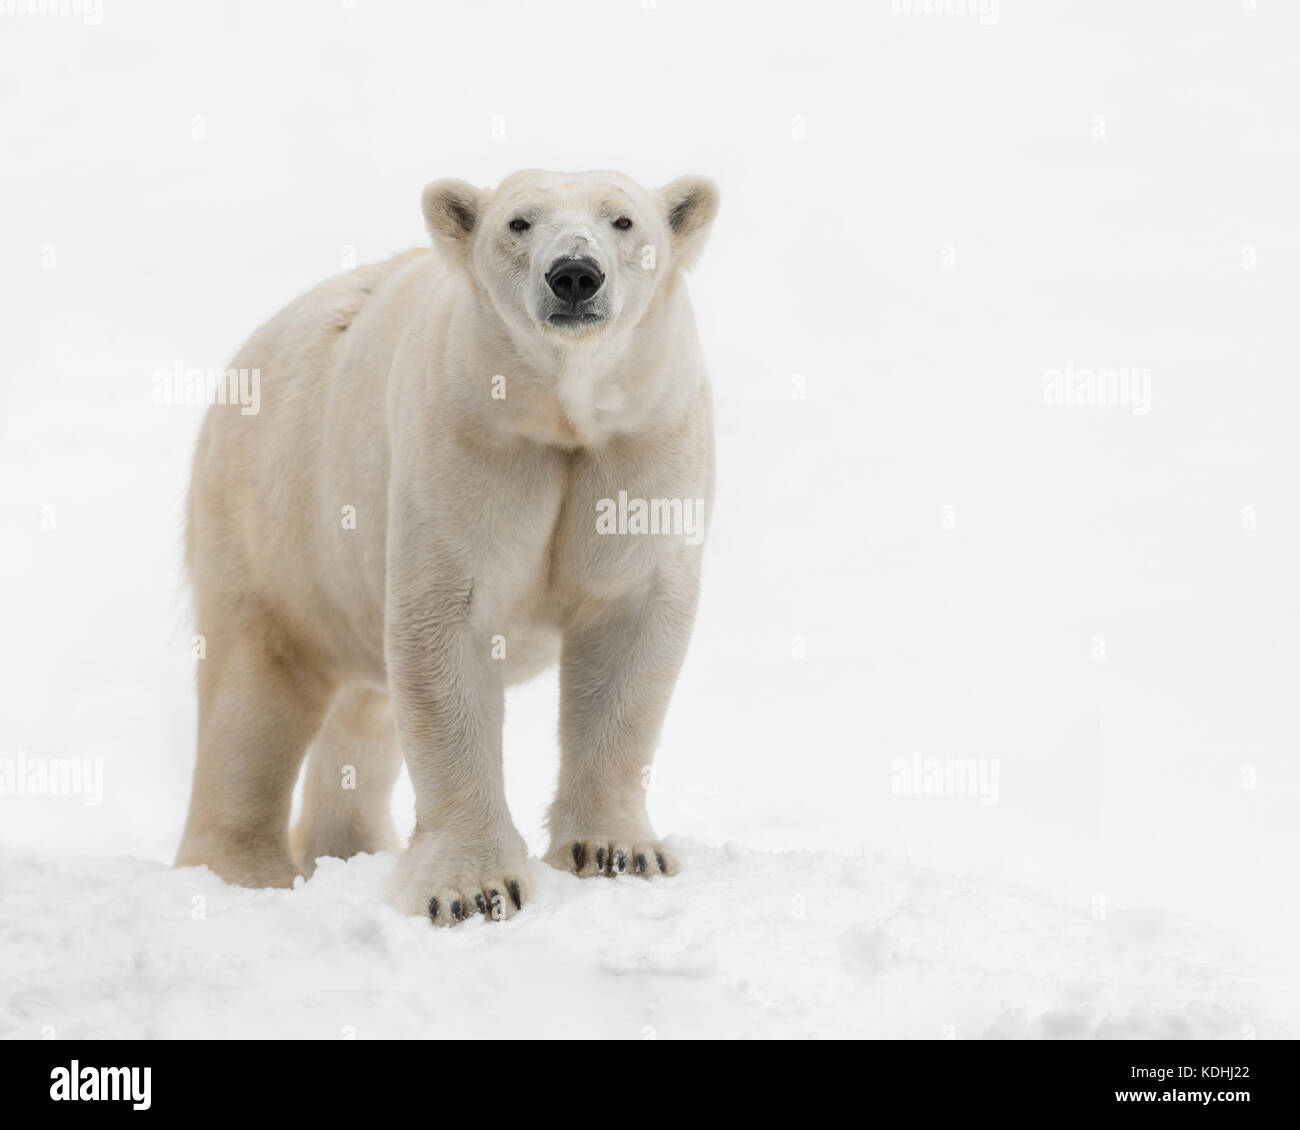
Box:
[546, 258, 604, 305]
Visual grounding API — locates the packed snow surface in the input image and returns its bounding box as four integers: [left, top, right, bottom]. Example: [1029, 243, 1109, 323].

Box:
[2, 842, 1291, 1040]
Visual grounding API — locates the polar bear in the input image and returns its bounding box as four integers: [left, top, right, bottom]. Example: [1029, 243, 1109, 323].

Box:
[174, 170, 719, 924]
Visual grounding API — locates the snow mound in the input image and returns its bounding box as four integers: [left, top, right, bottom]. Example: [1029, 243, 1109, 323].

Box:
[1, 842, 1290, 1039]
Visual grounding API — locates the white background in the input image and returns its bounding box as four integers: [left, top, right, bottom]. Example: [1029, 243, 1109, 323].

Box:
[2, 0, 1297, 1037]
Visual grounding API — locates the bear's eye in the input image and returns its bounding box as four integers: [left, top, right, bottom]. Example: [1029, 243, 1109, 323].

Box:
[612, 216, 633, 231]
[508, 217, 530, 233]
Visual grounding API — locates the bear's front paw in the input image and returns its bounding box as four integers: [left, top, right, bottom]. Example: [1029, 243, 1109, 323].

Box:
[544, 836, 678, 879]
[392, 832, 533, 926]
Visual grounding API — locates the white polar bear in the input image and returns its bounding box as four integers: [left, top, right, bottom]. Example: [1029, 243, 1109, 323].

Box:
[174, 170, 719, 924]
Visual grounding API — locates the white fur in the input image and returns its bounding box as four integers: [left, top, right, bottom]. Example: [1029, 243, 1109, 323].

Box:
[174, 170, 719, 924]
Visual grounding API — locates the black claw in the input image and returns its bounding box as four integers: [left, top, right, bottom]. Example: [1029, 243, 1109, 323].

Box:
[428, 896, 439, 919]
[572, 841, 585, 871]
[450, 898, 464, 921]
[507, 879, 522, 910]
[635, 853, 647, 875]
[474, 893, 487, 915]
[595, 847, 606, 873]
[614, 851, 627, 874]
[488, 889, 501, 919]
[655, 852, 667, 874]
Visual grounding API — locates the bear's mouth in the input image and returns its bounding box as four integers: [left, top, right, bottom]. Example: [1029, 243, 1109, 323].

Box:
[547, 311, 605, 328]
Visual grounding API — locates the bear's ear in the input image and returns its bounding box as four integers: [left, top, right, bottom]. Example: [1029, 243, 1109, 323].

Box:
[422, 179, 484, 249]
[658, 175, 719, 271]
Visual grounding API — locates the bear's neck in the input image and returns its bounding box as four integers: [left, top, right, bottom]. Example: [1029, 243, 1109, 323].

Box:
[461, 289, 694, 451]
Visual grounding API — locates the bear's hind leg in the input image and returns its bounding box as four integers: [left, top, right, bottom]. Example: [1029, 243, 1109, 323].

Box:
[292, 686, 402, 875]
[175, 613, 334, 889]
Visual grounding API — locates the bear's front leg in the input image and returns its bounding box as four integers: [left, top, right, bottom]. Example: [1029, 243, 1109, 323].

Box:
[545, 570, 699, 880]
[385, 559, 531, 925]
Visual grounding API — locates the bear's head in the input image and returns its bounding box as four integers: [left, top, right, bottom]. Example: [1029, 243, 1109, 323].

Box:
[421, 170, 718, 347]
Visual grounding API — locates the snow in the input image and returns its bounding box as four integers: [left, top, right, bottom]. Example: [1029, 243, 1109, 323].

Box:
[3, 1, 1300, 1038]
[5, 842, 1292, 1040]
